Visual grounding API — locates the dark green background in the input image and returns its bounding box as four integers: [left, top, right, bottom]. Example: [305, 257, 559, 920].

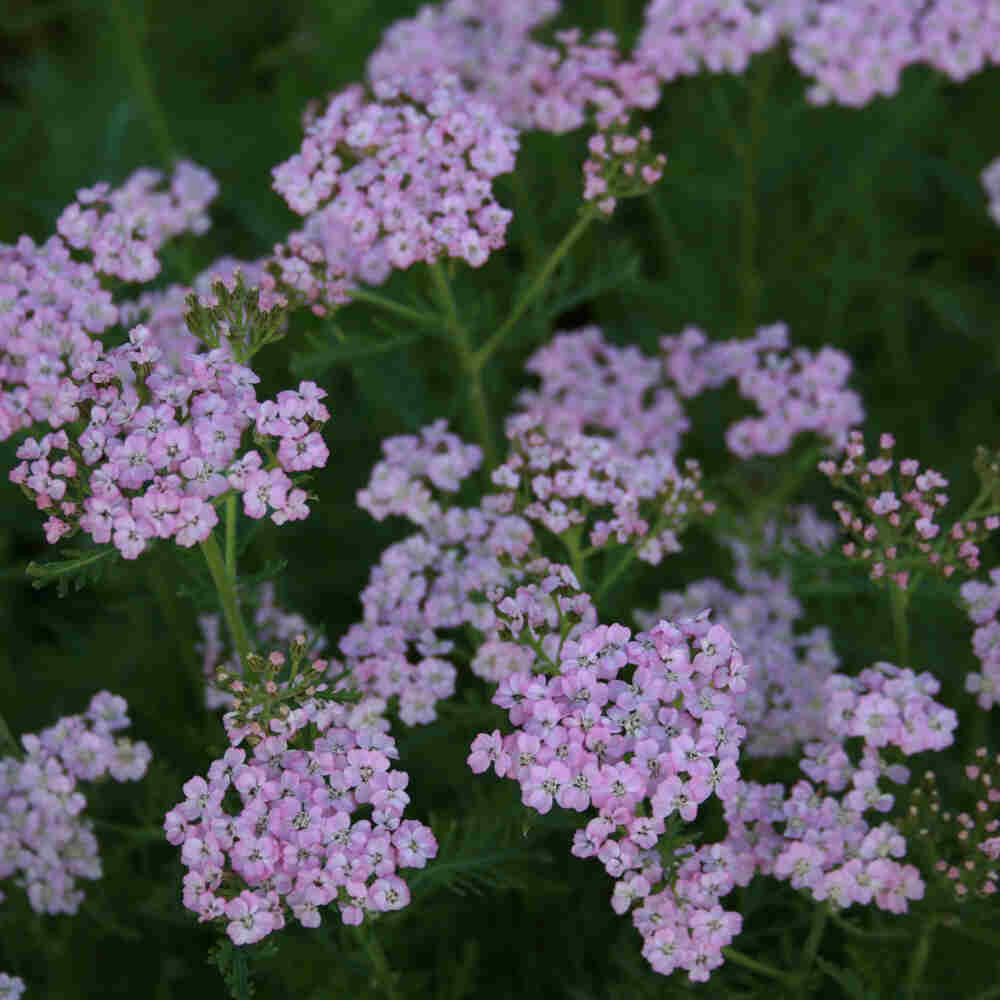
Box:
[1, 1, 998, 996]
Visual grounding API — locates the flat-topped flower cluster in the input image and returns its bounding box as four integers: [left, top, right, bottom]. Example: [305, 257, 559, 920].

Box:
[0, 161, 218, 440]
[0, 693, 151, 916]
[167, 644, 437, 944]
[9, 325, 330, 558]
[271, 73, 519, 309]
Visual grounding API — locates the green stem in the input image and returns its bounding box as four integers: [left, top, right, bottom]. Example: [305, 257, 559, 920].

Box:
[348, 287, 440, 329]
[595, 543, 638, 606]
[225, 493, 237, 579]
[722, 947, 795, 985]
[560, 525, 587, 589]
[92, 818, 164, 842]
[200, 528, 251, 670]
[905, 916, 936, 1000]
[355, 923, 401, 1000]
[795, 904, 828, 997]
[890, 585, 911, 667]
[471, 206, 599, 372]
[428, 261, 498, 469]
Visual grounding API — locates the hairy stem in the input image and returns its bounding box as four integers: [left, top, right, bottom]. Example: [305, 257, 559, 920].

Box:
[200, 526, 251, 671]
[225, 493, 237, 578]
[722, 947, 795, 985]
[795, 904, 828, 997]
[472, 206, 599, 372]
[890, 585, 911, 666]
[560, 524, 587, 590]
[348, 287, 440, 328]
[355, 923, 402, 1000]
[904, 916, 936, 1000]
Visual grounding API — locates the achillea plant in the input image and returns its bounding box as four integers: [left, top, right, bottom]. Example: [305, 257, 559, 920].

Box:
[2, 1, 1000, 996]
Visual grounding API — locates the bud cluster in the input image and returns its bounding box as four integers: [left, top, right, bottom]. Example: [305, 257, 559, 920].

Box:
[900, 748, 1000, 901]
[583, 118, 667, 216]
[820, 431, 999, 589]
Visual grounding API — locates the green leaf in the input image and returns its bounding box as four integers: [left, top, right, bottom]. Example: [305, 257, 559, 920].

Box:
[544, 251, 642, 319]
[25, 546, 120, 598]
[815, 956, 877, 1000]
[290, 328, 426, 378]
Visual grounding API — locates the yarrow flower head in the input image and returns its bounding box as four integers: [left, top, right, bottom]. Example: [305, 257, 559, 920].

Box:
[270, 74, 518, 310]
[357, 419, 482, 527]
[637, 543, 839, 757]
[369, 9, 660, 133]
[491, 414, 714, 566]
[661, 322, 864, 458]
[166, 639, 436, 944]
[9, 322, 331, 558]
[0, 693, 150, 916]
[56, 161, 217, 282]
[469, 612, 750, 981]
[0, 161, 218, 441]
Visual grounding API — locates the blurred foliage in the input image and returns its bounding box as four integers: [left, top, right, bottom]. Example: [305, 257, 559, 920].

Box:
[1, 0, 999, 997]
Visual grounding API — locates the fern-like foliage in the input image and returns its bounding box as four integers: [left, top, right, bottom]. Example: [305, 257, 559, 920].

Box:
[25, 545, 120, 597]
[407, 789, 563, 902]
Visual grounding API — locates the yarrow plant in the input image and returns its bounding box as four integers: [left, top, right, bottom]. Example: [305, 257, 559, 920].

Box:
[3, 1, 1000, 997]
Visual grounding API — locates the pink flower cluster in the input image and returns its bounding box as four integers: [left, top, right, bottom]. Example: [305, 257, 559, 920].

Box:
[9, 326, 330, 558]
[488, 559, 596, 664]
[788, 0, 1000, 107]
[637, 559, 839, 757]
[901, 747, 1000, 901]
[982, 155, 1000, 227]
[357, 418, 483, 527]
[469, 616, 749, 981]
[368, 7, 660, 133]
[271, 74, 517, 309]
[0, 693, 151, 916]
[492, 414, 714, 566]
[725, 660, 957, 913]
[820, 430, 999, 589]
[635, 0, 780, 82]
[1, 163, 217, 442]
[636, 0, 1000, 108]
[55, 161, 217, 282]
[961, 568, 1000, 709]
[0, 236, 118, 440]
[517, 326, 689, 458]
[662, 322, 863, 457]
[583, 118, 667, 216]
[166, 655, 436, 945]
[517, 323, 861, 464]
